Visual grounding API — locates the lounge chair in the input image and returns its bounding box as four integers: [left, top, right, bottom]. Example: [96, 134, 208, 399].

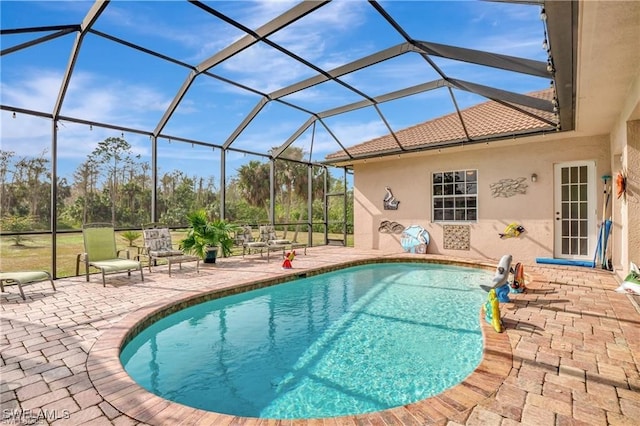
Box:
[235, 225, 267, 257]
[79, 223, 144, 286]
[141, 223, 200, 276]
[0, 271, 56, 300]
[259, 225, 307, 255]
[235, 225, 284, 262]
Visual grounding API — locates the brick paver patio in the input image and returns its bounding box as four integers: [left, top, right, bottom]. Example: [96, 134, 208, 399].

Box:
[1, 247, 639, 425]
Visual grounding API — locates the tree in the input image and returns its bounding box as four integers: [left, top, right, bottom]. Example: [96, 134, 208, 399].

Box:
[273, 147, 320, 239]
[157, 170, 198, 226]
[0, 150, 51, 229]
[15, 151, 49, 219]
[0, 215, 34, 246]
[273, 149, 302, 227]
[72, 157, 98, 224]
[0, 150, 15, 216]
[89, 137, 139, 224]
[237, 160, 270, 222]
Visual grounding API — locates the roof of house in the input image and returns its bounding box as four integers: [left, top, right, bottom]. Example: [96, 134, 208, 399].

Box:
[325, 88, 556, 162]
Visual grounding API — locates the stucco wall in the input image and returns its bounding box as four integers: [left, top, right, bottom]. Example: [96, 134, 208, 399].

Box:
[353, 135, 610, 264]
[623, 121, 640, 272]
[609, 71, 640, 277]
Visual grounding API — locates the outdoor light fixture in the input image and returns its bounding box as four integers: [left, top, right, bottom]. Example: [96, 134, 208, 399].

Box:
[540, 8, 547, 21]
[531, 173, 538, 182]
[547, 59, 555, 73]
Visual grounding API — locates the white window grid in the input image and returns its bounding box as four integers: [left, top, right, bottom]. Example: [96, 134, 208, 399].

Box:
[432, 170, 478, 222]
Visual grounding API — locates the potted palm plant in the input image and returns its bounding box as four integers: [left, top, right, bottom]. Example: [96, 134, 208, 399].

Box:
[180, 210, 238, 263]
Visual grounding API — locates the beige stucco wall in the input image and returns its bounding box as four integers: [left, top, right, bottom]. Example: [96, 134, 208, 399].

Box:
[620, 120, 640, 275]
[609, 71, 640, 278]
[353, 135, 610, 264]
[623, 120, 640, 266]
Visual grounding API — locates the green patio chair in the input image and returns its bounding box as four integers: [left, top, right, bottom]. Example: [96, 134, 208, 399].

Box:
[80, 223, 144, 286]
[0, 270, 56, 300]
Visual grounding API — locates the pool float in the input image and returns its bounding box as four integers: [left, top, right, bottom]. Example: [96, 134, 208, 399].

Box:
[488, 254, 512, 302]
[484, 289, 503, 333]
[495, 284, 510, 302]
[491, 254, 512, 288]
[510, 262, 525, 293]
[282, 251, 295, 269]
[615, 262, 640, 295]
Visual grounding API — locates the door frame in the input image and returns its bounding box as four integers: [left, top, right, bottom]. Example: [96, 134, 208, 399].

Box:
[553, 160, 597, 259]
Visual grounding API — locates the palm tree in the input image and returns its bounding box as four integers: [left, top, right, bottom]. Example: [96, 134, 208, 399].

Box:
[274, 147, 312, 239]
[237, 160, 271, 221]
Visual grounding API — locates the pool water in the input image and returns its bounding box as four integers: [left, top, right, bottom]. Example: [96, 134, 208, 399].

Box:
[120, 262, 490, 419]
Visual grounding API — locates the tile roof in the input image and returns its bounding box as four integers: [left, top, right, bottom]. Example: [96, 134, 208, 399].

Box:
[326, 89, 556, 161]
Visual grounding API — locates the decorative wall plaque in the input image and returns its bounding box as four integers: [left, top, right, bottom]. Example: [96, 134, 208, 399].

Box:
[443, 224, 470, 250]
[383, 186, 400, 210]
[490, 177, 528, 197]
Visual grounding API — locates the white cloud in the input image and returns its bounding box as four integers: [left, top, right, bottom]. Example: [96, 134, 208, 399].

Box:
[1, 70, 61, 112]
[237, 0, 301, 29]
[210, 1, 369, 93]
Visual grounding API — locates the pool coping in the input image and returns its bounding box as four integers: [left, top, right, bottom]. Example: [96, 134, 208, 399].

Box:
[87, 256, 513, 425]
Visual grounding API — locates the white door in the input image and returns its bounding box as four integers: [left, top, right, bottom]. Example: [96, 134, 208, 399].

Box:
[554, 161, 597, 259]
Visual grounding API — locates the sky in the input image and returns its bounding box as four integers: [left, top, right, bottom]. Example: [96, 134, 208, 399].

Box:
[1, 0, 550, 183]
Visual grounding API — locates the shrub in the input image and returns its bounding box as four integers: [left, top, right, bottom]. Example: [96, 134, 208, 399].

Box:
[121, 230, 142, 247]
[0, 215, 35, 246]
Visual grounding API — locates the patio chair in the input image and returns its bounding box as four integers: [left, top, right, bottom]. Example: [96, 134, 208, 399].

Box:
[79, 223, 144, 286]
[259, 225, 307, 255]
[235, 225, 283, 262]
[235, 225, 267, 258]
[0, 270, 56, 300]
[141, 223, 200, 276]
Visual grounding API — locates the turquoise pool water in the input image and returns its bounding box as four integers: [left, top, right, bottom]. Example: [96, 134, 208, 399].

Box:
[120, 262, 490, 419]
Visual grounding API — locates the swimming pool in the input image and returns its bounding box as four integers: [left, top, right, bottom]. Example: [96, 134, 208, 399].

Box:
[120, 262, 490, 419]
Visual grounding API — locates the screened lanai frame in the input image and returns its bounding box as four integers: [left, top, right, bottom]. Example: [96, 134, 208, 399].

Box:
[1, 0, 576, 277]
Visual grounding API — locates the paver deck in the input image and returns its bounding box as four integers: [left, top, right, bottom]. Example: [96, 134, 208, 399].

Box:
[1, 247, 639, 425]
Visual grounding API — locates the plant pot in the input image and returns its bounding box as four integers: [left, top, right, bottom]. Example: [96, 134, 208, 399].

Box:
[204, 246, 218, 264]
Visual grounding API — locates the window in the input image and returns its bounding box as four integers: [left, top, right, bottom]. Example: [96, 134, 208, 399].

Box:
[433, 170, 477, 222]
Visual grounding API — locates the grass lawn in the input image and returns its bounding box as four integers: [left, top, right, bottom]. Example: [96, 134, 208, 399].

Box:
[1, 230, 353, 278]
[1, 232, 143, 278]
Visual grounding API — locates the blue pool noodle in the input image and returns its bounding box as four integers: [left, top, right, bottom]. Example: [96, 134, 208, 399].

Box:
[535, 258, 595, 268]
